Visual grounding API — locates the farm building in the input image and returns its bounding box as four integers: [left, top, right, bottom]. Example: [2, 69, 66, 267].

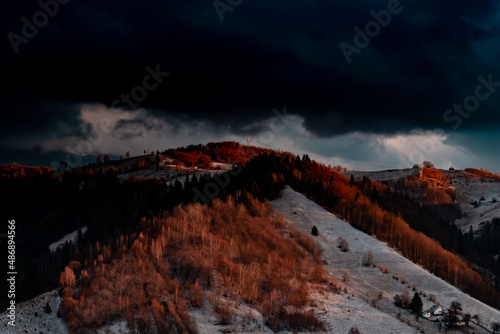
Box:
[427, 304, 443, 316]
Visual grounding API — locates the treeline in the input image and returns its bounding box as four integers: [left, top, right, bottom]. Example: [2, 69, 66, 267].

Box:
[0, 145, 300, 311]
[353, 175, 463, 252]
[60, 197, 326, 333]
[471, 217, 500, 286]
[391, 168, 458, 208]
[354, 174, 500, 281]
[464, 168, 500, 181]
[0, 164, 146, 307]
[5, 144, 500, 315]
[163, 141, 271, 166]
[222, 153, 500, 309]
[0, 145, 261, 310]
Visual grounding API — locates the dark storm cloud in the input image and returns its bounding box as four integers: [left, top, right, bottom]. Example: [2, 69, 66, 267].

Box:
[2, 0, 500, 142]
[0, 98, 83, 141]
[446, 130, 500, 159]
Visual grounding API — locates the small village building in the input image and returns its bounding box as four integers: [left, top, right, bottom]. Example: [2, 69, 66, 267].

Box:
[428, 304, 443, 316]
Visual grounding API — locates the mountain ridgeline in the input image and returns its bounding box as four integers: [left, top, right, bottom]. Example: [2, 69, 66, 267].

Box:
[231, 153, 500, 308]
[2, 142, 500, 332]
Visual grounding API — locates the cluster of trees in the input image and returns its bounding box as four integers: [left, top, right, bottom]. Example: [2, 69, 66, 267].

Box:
[394, 168, 457, 207]
[0, 145, 262, 310]
[394, 291, 422, 315]
[5, 143, 500, 320]
[223, 153, 500, 309]
[165, 150, 211, 167]
[473, 218, 500, 252]
[0, 164, 54, 181]
[60, 196, 326, 332]
[393, 297, 482, 331]
[464, 168, 500, 181]
[353, 172, 500, 286]
[0, 146, 208, 306]
[163, 141, 271, 167]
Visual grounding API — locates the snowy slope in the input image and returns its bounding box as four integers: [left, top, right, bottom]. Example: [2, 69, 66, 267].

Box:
[6, 185, 500, 333]
[49, 227, 87, 253]
[449, 171, 500, 232]
[271, 186, 500, 333]
[0, 290, 68, 334]
[345, 168, 500, 234]
[346, 168, 420, 183]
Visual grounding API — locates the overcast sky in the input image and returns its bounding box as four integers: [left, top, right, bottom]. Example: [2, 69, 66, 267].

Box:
[1, 0, 500, 171]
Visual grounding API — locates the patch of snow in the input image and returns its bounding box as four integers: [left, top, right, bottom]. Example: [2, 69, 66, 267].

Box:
[209, 162, 234, 170]
[97, 320, 131, 334]
[190, 302, 272, 334]
[0, 290, 68, 334]
[49, 227, 87, 253]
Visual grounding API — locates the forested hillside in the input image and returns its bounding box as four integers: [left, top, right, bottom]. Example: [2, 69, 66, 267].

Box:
[224, 153, 500, 309]
[2, 142, 500, 323]
[59, 197, 326, 333]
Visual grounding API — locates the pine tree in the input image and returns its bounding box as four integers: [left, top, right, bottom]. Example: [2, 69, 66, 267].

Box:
[410, 292, 423, 315]
[311, 225, 319, 236]
[77, 227, 83, 245]
[468, 226, 473, 239]
[44, 302, 52, 314]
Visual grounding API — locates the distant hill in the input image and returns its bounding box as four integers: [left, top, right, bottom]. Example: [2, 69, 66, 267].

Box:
[345, 167, 500, 236]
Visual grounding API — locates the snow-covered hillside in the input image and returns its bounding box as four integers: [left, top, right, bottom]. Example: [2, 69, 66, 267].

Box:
[449, 171, 500, 232]
[0, 290, 67, 334]
[345, 168, 500, 234]
[272, 186, 500, 333]
[4, 186, 500, 333]
[346, 168, 420, 183]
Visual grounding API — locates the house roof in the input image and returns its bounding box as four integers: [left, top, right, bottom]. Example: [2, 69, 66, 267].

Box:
[428, 305, 442, 312]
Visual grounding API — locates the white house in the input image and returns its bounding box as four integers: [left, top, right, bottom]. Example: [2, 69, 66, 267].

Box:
[428, 304, 443, 316]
